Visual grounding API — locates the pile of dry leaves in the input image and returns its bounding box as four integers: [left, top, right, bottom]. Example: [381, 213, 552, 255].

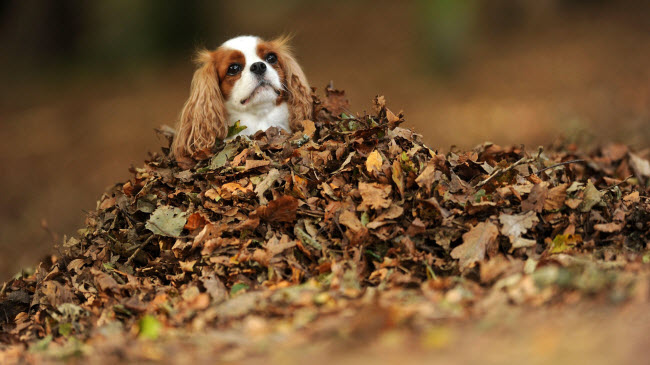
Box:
[1, 87, 649, 361]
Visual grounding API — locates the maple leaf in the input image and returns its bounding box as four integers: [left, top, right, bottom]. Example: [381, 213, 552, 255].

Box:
[451, 222, 499, 270]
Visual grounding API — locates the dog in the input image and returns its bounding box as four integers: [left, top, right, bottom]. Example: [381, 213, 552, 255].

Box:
[172, 35, 312, 158]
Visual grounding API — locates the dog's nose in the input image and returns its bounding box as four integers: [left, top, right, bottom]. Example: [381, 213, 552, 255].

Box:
[250, 62, 266, 75]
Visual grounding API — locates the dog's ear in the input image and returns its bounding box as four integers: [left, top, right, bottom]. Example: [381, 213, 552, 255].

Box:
[172, 50, 227, 158]
[272, 37, 313, 131]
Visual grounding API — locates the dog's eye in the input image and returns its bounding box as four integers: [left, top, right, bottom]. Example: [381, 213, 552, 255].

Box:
[227, 64, 242, 76]
[265, 53, 278, 64]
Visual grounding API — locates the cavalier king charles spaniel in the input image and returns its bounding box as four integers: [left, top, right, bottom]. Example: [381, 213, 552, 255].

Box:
[172, 35, 312, 158]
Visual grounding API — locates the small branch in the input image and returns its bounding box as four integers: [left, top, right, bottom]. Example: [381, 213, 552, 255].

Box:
[604, 175, 633, 191]
[125, 234, 155, 267]
[532, 159, 586, 176]
[475, 156, 533, 189]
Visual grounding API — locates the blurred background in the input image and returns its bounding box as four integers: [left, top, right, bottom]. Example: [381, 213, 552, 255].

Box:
[0, 0, 648, 279]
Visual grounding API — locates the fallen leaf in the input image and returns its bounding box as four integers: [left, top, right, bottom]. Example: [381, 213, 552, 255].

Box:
[543, 183, 567, 211]
[499, 211, 539, 249]
[254, 168, 281, 204]
[549, 234, 582, 253]
[521, 182, 548, 213]
[629, 152, 650, 180]
[579, 180, 603, 212]
[366, 150, 383, 175]
[256, 195, 299, 223]
[451, 222, 499, 270]
[594, 222, 624, 233]
[138, 315, 162, 340]
[245, 159, 270, 170]
[146, 206, 188, 237]
[184, 212, 207, 231]
[357, 182, 392, 211]
[415, 163, 437, 191]
[210, 143, 239, 169]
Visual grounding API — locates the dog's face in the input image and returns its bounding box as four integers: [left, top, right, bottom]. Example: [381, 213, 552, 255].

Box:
[217, 36, 284, 111]
[172, 35, 313, 158]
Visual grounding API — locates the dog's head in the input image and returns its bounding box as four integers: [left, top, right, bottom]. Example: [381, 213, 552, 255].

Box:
[173, 35, 312, 158]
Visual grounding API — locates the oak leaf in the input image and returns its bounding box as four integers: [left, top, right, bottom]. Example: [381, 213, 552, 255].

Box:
[451, 222, 499, 270]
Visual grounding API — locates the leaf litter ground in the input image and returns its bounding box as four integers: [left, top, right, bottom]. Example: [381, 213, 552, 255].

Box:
[1, 87, 650, 363]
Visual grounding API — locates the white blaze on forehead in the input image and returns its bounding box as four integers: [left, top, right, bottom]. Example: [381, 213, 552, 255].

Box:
[221, 35, 262, 66]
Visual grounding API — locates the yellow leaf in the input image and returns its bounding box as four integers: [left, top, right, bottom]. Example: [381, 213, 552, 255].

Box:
[366, 150, 383, 175]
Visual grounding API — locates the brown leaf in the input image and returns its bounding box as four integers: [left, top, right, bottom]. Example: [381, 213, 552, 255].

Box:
[339, 210, 364, 233]
[357, 182, 392, 211]
[543, 183, 567, 211]
[292, 175, 309, 199]
[522, 182, 549, 213]
[451, 222, 499, 271]
[300, 120, 316, 138]
[244, 159, 270, 171]
[415, 163, 436, 192]
[321, 87, 350, 116]
[91, 268, 120, 293]
[184, 212, 207, 231]
[594, 222, 624, 233]
[256, 195, 299, 223]
[367, 204, 404, 229]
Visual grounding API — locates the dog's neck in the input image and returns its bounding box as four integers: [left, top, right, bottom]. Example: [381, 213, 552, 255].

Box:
[227, 101, 290, 136]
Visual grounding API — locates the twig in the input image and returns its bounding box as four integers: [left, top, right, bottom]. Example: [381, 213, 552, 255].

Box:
[475, 156, 533, 188]
[125, 234, 155, 267]
[604, 175, 633, 191]
[532, 159, 586, 176]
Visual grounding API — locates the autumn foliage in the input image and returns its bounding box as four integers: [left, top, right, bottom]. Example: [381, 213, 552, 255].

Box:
[1, 87, 649, 361]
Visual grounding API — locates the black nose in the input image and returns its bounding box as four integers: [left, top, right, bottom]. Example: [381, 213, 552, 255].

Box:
[250, 61, 266, 75]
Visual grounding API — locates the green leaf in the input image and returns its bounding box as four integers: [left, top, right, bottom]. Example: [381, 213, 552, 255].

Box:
[209, 143, 239, 169]
[136, 194, 157, 213]
[30, 335, 53, 352]
[58, 322, 72, 337]
[138, 315, 162, 340]
[643, 252, 650, 264]
[227, 120, 247, 138]
[230, 283, 249, 295]
[361, 212, 370, 226]
[474, 189, 486, 202]
[364, 249, 382, 262]
[145, 206, 187, 238]
[549, 234, 582, 253]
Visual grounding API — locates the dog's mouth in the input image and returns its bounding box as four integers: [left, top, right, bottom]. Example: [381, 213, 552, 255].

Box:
[240, 81, 281, 105]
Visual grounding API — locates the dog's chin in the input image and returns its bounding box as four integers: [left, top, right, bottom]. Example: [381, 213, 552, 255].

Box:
[240, 84, 280, 106]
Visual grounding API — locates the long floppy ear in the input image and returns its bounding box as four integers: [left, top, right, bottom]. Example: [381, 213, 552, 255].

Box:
[172, 50, 227, 158]
[273, 37, 313, 131]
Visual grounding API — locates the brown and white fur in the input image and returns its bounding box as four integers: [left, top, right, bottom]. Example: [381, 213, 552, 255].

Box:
[172, 35, 312, 158]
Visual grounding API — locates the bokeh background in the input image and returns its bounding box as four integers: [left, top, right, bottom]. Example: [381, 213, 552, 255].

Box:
[1, 0, 648, 280]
